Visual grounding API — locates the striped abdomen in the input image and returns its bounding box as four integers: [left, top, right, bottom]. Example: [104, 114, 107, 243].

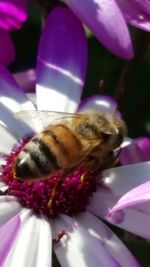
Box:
[13, 124, 82, 180]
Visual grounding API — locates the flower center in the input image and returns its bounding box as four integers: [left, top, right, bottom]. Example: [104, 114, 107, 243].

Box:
[1, 137, 98, 218]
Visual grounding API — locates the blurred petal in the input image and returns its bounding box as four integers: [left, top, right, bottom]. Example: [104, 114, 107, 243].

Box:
[75, 212, 140, 267]
[0, 196, 21, 227]
[5, 210, 52, 267]
[110, 180, 150, 213]
[131, 0, 150, 16]
[53, 214, 120, 267]
[0, 125, 17, 154]
[78, 95, 117, 113]
[116, 0, 150, 32]
[36, 5, 87, 112]
[62, 0, 133, 58]
[0, 215, 21, 266]
[0, 29, 15, 65]
[0, 182, 6, 188]
[0, 0, 28, 30]
[13, 69, 36, 92]
[120, 137, 150, 165]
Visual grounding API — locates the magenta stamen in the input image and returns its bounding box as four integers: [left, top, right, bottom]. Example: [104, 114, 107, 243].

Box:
[1, 137, 98, 218]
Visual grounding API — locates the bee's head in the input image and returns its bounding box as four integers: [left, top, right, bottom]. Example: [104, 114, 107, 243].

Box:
[90, 110, 127, 149]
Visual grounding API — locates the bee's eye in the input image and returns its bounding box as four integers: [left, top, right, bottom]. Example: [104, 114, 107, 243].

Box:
[77, 121, 94, 135]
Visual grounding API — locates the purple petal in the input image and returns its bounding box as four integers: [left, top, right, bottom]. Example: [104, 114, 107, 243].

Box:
[89, 188, 150, 239]
[5, 210, 52, 267]
[0, 215, 21, 266]
[78, 95, 117, 113]
[120, 137, 150, 165]
[0, 196, 21, 227]
[116, 0, 150, 32]
[13, 69, 36, 92]
[131, 0, 150, 16]
[36, 5, 87, 112]
[0, 0, 27, 30]
[0, 29, 15, 65]
[62, 0, 133, 59]
[110, 180, 150, 213]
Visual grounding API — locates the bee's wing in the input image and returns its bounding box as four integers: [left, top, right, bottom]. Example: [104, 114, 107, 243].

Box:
[15, 110, 80, 132]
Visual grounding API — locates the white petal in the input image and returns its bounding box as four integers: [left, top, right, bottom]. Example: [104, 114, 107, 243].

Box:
[102, 162, 150, 197]
[5, 209, 52, 267]
[0, 125, 17, 154]
[0, 196, 21, 227]
[0, 182, 6, 188]
[0, 65, 35, 112]
[78, 95, 117, 114]
[88, 189, 150, 239]
[0, 66, 36, 138]
[75, 212, 140, 267]
[52, 215, 120, 267]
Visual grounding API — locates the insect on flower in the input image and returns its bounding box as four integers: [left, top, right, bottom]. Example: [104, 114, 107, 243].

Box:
[13, 109, 127, 206]
[52, 229, 67, 245]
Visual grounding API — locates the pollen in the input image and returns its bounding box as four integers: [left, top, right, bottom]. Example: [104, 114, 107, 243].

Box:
[1, 137, 98, 218]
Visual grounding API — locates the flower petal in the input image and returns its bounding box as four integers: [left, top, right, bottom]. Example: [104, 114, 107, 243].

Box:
[120, 137, 150, 165]
[0, 196, 21, 227]
[13, 69, 36, 92]
[0, 125, 17, 155]
[110, 180, 150, 213]
[88, 188, 150, 239]
[0, 0, 28, 30]
[88, 163, 150, 238]
[0, 182, 6, 189]
[62, 0, 133, 58]
[102, 162, 150, 197]
[77, 95, 117, 113]
[75, 212, 140, 267]
[53, 214, 120, 267]
[36, 5, 87, 112]
[4, 209, 52, 267]
[0, 65, 34, 112]
[0, 29, 15, 65]
[0, 215, 21, 266]
[131, 0, 150, 16]
[0, 66, 36, 137]
[116, 0, 150, 32]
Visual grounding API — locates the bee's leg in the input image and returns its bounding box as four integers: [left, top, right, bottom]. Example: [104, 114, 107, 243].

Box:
[52, 229, 67, 245]
[47, 169, 73, 208]
[106, 148, 122, 168]
[80, 157, 101, 183]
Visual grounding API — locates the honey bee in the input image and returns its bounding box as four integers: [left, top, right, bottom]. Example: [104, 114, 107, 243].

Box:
[13, 109, 127, 181]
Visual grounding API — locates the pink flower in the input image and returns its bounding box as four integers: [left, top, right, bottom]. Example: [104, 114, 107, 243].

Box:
[0, 5, 148, 266]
